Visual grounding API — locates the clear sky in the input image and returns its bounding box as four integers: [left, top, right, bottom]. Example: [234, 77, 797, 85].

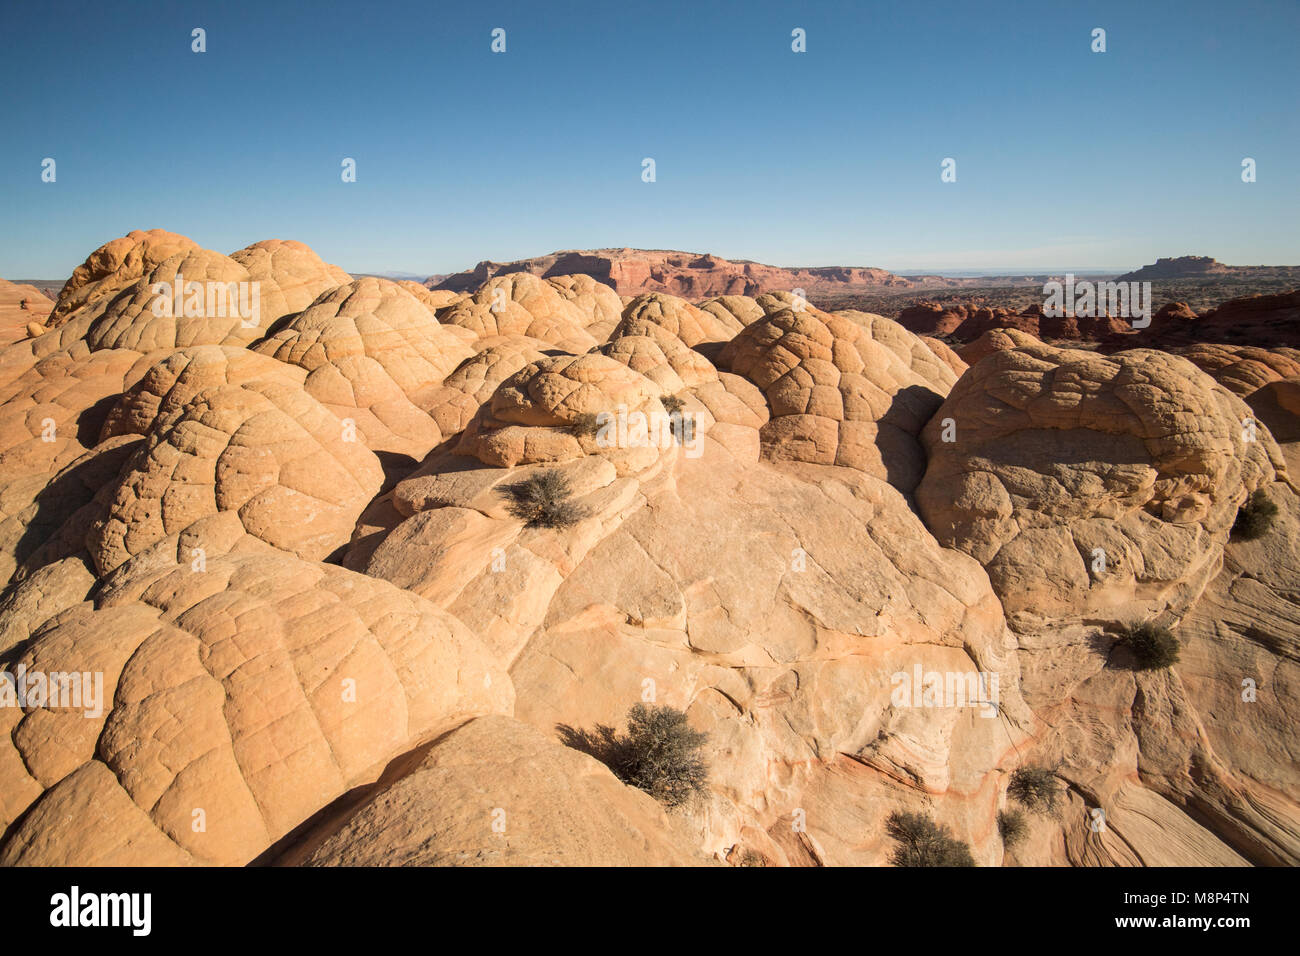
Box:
[2, 0, 1297, 278]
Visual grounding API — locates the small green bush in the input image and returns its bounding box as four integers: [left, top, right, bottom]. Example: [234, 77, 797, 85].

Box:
[570, 412, 603, 440]
[500, 469, 589, 529]
[658, 394, 697, 445]
[1122, 621, 1180, 671]
[998, 809, 1028, 847]
[885, 811, 976, 867]
[1007, 766, 1061, 814]
[1232, 490, 1279, 540]
[606, 704, 710, 811]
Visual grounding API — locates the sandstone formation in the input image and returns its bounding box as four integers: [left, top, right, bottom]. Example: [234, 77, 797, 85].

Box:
[897, 301, 1135, 344]
[719, 299, 959, 490]
[430, 248, 920, 298]
[280, 716, 707, 866]
[455, 352, 673, 474]
[916, 342, 1283, 630]
[253, 278, 474, 458]
[954, 327, 1042, 366]
[0, 346, 148, 585]
[229, 239, 352, 320]
[2, 230, 1297, 869]
[87, 374, 384, 573]
[0, 280, 53, 346]
[0, 548, 510, 865]
[47, 229, 200, 327]
[916, 339, 1300, 867]
[1175, 343, 1300, 397]
[1116, 255, 1245, 281]
[421, 339, 550, 437]
[1143, 291, 1300, 350]
[435, 273, 598, 352]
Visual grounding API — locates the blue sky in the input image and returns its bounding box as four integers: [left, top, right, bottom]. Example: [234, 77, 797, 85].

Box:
[2, 0, 1297, 278]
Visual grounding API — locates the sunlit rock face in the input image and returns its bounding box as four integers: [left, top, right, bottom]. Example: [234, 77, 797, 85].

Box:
[1, 231, 1297, 867]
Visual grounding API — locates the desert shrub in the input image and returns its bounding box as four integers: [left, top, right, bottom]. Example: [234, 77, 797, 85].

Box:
[1122, 621, 1180, 671]
[1232, 490, 1279, 540]
[658, 394, 696, 445]
[1007, 766, 1061, 814]
[998, 809, 1028, 847]
[570, 412, 603, 440]
[735, 848, 767, 867]
[605, 704, 710, 810]
[885, 811, 976, 867]
[500, 469, 589, 529]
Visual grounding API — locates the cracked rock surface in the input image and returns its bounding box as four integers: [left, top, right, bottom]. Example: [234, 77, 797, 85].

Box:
[1, 231, 1296, 866]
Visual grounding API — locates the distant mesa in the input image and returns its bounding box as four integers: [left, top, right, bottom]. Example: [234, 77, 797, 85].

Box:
[427, 248, 921, 298]
[1116, 255, 1300, 282]
[1114, 256, 1230, 281]
[429, 248, 1300, 305]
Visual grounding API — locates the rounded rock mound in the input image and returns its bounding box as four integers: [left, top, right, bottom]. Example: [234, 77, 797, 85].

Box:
[87, 376, 384, 574]
[285, 716, 707, 867]
[436, 273, 597, 352]
[48, 229, 200, 327]
[1175, 343, 1300, 398]
[456, 352, 671, 473]
[915, 342, 1285, 628]
[252, 277, 476, 456]
[0, 550, 511, 865]
[719, 303, 958, 490]
[228, 238, 351, 319]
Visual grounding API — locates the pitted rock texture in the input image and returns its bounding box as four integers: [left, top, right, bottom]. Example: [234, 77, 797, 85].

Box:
[719, 302, 958, 490]
[253, 278, 474, 457]
[1175, 343, 1300, 397]
[455, 352, 677, 474]
[48, 229, 200, 327]
[228, 239, 350, 320]
[436, 273, 597, 352]
[916, 343, 1285, 629]
[87, 377, 384, 573]
[2, 230, 1298, 868]
[0, 550, 511, 865]
[955, 326, 1043, 366]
